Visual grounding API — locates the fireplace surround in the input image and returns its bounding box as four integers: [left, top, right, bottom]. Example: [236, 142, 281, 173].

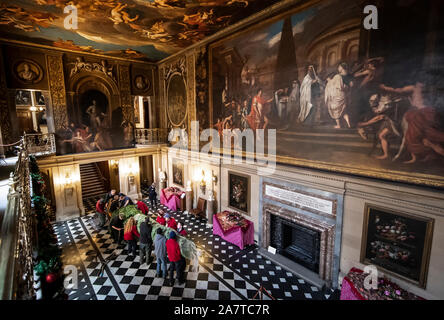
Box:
[259, 178, 344, 288]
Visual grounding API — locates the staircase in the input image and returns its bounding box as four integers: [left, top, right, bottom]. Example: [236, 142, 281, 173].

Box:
[79, 163, 107, 200]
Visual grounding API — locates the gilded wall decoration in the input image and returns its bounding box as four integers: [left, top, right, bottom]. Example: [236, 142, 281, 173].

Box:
[164, 58, 188, 130]
[69, 57, 115, 82]
[13, 59, 43, 84]
[186, 54, 196, 128]
[0, 49, 13, 145]
[118, 64, 134, 124]
[46, 54, 68, 131]
[195, 47, 209, 134]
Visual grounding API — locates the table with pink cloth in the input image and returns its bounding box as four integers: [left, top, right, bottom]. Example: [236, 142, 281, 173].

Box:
[212, 211, 255, 250]
[340, 267, 424, 300]
[160, 187, 184, 211]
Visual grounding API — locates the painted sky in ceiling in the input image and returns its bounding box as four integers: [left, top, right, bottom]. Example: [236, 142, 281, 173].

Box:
[0, 0, 281, 61]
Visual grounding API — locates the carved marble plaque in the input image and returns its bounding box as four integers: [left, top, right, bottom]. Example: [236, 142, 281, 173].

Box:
[265, 184, 334, 216]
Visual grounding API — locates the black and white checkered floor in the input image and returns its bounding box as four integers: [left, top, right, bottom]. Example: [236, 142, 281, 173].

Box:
[53, 196, 340, 300]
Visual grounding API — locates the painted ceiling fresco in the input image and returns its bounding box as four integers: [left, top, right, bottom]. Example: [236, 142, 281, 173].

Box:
[0, 0, 280, 61]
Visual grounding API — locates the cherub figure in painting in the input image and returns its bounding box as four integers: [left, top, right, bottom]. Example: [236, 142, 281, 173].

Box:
[109, 2, 139, 25]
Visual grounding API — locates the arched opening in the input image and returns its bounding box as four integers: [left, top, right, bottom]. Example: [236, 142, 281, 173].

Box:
[79, 89, 108, 131]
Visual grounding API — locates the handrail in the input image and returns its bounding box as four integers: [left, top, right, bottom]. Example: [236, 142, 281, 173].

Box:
[0, 137, 35, 300]
[94, 162, 108, 183]
[24, 133, 56, 157]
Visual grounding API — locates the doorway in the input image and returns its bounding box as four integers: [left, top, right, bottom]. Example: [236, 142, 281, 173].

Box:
[139, 155, 154, 193]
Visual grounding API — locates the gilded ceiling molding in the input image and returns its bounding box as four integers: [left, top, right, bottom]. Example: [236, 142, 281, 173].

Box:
[0, 39, 156, 66]
[46, 54, 68, 131]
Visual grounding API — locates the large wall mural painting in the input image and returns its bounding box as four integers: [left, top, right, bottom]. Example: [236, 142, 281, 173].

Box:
[210, 0, 444, 188]
[0, 0, 280, 61]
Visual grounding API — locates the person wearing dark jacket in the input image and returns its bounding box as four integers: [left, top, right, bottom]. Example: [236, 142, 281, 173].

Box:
[166, 231, 185, 286]
[139, 217, 153, 265]
[148, 183, 157, 209]
[109, 213, 124, 244]
[119, 193, 134, 208]
[153, 228, 167, 279]
[104, 189, 117, 204]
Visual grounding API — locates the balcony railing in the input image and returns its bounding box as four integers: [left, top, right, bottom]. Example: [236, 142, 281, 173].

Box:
[24, 133, 56, 157]
[0, 138, 35, 300]
[135, 128, 168, 145]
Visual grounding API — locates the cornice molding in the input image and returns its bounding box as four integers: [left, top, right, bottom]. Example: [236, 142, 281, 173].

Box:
[0, 38, 157, 66]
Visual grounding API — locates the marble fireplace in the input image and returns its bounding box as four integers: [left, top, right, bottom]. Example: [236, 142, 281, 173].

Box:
[259, 178, 344, 289]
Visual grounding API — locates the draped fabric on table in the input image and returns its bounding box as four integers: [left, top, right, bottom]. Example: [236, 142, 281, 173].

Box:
[160, 188, 184, 211]
[340, 268, 425, 300]
[212, 212, 255, 250]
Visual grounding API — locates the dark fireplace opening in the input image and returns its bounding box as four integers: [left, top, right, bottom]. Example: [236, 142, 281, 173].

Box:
[270, 214, 321, 274]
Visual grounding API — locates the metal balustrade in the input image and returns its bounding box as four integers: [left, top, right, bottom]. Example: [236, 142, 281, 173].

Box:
[0, 137, 35, 300]
[135, 128, 169, 145]
[24, 133, 56, 157]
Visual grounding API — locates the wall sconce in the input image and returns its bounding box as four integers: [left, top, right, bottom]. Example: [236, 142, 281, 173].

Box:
[211, 170, 218, 185]
[30, 106, 37, 112]
[200, 170, 206, 194]
[110, 160, 119, 174]
[63, 172, 74, 199]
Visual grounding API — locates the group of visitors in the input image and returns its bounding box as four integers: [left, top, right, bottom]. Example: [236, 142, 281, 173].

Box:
[94, 187, 188, 286]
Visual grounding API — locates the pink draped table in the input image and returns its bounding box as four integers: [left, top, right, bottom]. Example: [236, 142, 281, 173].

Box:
[160, 188, 184, 211]
[212, 212, 255, 250]
[340, 267, 424, 300]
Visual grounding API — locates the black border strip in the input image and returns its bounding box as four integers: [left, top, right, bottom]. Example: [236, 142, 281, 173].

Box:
[77, 217, 127, 300]
[197, 255, 247, 301]
[62, 221, 98, 300]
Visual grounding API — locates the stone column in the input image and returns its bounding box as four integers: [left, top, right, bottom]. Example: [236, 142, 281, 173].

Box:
[185, 180, 192, 214]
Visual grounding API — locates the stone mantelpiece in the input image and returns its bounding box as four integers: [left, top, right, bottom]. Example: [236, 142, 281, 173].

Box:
[259, 177, 344, 289]
[262, 204, 336, 284]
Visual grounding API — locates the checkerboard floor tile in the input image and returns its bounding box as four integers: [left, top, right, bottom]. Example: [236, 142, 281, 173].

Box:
[52, 196, 340, 300]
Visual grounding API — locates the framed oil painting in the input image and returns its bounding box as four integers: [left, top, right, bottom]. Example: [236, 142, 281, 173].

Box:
[172, 159, 184, 187]
[360, 204, 434, 288]
[209, 0, 444, 188]
[35, 91, 46, 106]
[15, 90, 31, 106]
[228, 171, 250, 215]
